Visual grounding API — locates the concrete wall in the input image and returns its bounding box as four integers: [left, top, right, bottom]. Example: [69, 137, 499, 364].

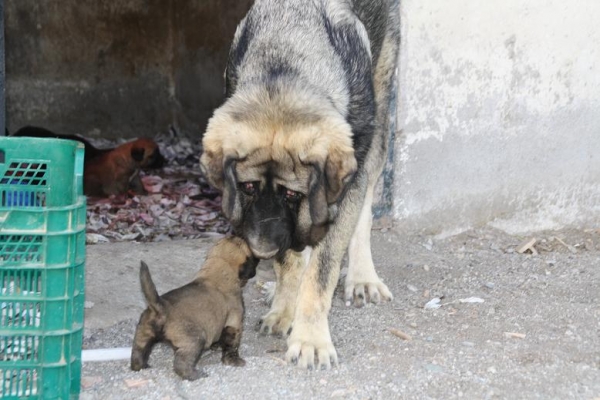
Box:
[4, 0, 252, 138]
[394, 0, 600, 234]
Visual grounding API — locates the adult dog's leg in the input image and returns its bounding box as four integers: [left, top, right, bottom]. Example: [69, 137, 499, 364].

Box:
[285, 175, 367, 370]
[346, 2, 399, 307]
[345, 179, 393, 307]
[258, 249, 305, 336]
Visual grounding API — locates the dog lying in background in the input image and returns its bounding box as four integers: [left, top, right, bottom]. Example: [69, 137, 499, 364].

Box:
[130, 236, 258, 380]
[83, 137, 163, 197]
[10, 125, 165, 197]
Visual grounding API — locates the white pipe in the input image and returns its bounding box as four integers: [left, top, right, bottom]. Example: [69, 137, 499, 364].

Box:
[82, 347, 132, 363]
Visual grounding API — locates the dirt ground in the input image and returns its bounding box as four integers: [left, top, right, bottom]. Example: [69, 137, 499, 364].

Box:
[80, 226, 600, 400]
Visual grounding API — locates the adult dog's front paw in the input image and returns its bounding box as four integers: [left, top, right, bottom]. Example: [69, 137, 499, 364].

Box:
[257, 308, 294, 337]
[285, 317, 338, 370]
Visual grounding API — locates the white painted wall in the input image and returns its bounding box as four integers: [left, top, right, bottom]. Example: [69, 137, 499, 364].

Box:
[393, 0, 600, 235]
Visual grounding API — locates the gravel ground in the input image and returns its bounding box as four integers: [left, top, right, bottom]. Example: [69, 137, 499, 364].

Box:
[81, 227, 600, 400]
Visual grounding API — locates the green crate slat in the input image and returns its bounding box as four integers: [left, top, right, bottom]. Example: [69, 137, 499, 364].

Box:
[0, 137, 85, 400]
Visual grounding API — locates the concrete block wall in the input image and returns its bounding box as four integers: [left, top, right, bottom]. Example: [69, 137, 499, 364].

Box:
[393, 0, 600, 234]
[4, 0, 252, 138]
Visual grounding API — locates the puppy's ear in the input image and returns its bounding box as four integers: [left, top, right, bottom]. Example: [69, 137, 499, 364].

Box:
[238, 256, 259, 280]
[131, 147, 146, 162]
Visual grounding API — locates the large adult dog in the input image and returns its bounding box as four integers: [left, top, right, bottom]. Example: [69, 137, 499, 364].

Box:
[200, 0, 399, 369]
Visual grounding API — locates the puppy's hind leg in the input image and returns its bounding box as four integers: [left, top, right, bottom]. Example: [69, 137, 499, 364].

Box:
[173, 338, 208, 381]
[131, 311, 158, 371]
[219, 326, 246, 367]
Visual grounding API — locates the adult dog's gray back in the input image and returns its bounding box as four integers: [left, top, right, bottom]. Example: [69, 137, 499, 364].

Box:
[224, 0, 395, 166]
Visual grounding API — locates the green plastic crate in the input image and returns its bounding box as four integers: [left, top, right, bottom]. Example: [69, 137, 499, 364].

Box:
[0, 137, 86, 399]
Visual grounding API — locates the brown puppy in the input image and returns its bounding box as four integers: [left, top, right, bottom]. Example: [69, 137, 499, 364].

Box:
[130, 236, 258, 380]
[84, 138, 164, 197]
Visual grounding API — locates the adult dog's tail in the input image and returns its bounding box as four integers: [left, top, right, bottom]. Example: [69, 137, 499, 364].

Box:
[139, 261, 164, 314]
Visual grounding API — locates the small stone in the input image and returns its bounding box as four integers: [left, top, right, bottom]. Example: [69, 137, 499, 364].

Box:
[584, 239, 594, 251]
[320, 379, 327, 385]
[81, 376, 102, 389]
[462, 341, 475, 347]
[331, 389, 349, 398]
[124, 379, 150, 389]
[516, 238, 537, 254]
[409, 322, 417, 328]
[389, 328, 412, 341]
[423, 264, 430, 271]
[84, 301, 95, 309]
[504, 332, 526, 339]
[423, 239, 433, 251]
[424, 364, 444, 373]
[407, 284, 418, 292]
[487, 366, 497, 374]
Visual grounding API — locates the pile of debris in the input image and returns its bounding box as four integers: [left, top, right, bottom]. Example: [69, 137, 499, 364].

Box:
[85, 129, 230, 244]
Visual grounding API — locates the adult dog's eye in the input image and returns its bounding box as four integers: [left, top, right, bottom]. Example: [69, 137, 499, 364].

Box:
[284, 189, 303, 204]
[239, 182, 259, 196]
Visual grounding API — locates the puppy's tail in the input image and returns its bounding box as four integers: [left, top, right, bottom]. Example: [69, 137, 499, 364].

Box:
[139, 261, 164, 314]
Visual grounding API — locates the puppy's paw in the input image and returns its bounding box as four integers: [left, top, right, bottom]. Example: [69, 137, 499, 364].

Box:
[257, 309, 294, 337]
[130, 361, 148, 372]
[130, 352, 149, 371]
[285, 317, 338, 370]
[177, 368, 208, 381]
[222, 355, 246, 367]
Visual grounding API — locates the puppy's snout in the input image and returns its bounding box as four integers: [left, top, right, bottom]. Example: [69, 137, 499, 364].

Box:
[150, 150, 166, 168]
[238, 256, 259, 283]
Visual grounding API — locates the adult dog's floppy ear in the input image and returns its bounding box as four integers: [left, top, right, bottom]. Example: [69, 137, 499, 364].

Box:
[221, 157, 243, 223]
[306, 144, 357, 227]
[324, 145, 357, 204]
[199, 147, 225, 189]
